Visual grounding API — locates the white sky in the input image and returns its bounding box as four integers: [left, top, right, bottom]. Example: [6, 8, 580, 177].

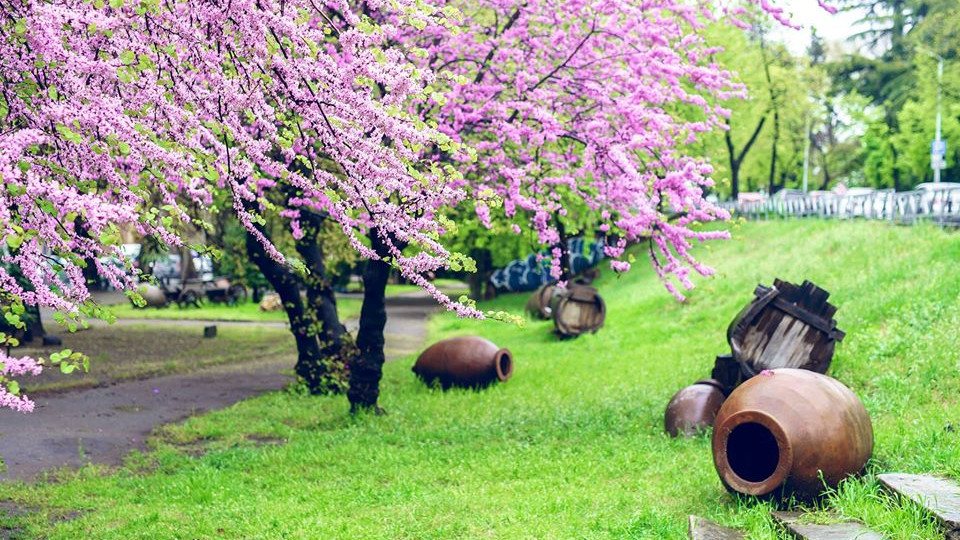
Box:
[768, 0, 867, 55]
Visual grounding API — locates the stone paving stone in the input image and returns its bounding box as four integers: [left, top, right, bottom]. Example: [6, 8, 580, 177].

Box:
[688, 516, 744, 540]
[771, 511, 884, 540]
[878, 473, 960, 539]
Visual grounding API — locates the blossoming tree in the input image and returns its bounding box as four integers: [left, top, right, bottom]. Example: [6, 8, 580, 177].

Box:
[303, 0, 836, 412]
[402, 0, 824, 296]
[0, 0, 471, 412]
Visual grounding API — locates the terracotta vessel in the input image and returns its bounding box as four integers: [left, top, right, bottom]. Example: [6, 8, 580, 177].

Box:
[413, 336, 513, 389]
[550, 285, 605, 337]
[525, 284, 560, 319]
[664, 379, 726, 437]
[712, 368, 873, 499]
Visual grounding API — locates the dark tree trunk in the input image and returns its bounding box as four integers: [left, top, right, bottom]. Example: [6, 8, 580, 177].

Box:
[467, 248, 493, 300]
[245, 230, 328, 392]
[818, 150, 832, 191]
[768, 109, 780, 194]
[554, 219, 572, 281]
[891, 143, 902, 191]
[725, 116, 766, 200]
[73, 221, 102, 291]
[5, 257, 45, 343]
[296, 210, 353, 391]
[726, 129, 741, 200]
[348, 228, 403, 413]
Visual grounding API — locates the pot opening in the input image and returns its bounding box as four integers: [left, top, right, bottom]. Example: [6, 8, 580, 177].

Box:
[726, 422, 780, 483]
[495, 349, 513, 381]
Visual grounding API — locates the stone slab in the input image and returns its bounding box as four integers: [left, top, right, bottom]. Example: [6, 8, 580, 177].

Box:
[688, 516, 744, 540]
[878, 473, 960, 539]
[772, 511, 884, 540]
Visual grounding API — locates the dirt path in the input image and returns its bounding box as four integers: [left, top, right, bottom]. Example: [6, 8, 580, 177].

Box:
[0, 292, 440, 482]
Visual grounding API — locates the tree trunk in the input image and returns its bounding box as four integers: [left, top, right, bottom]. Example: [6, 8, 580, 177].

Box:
[768, 109, 780, 194]
[245, 230, 328, 392]
[725, 116, 766, 200]
[891, 143, 902, 191]
[467, 248, 493, 300]
[727, 129, 741, 200]
[6, 252, 45, 343]
[554, 219, 572, 281]
[348, 228, 402, 413]
[296, 210, 353, 393]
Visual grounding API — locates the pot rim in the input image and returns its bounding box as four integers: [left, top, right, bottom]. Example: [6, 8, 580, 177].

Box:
[494, 348, 513, 381]
[714, 409, 794, 496]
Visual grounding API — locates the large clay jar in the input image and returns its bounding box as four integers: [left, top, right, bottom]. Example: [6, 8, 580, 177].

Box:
[664, 379, 726, 437]
[712, 368, 873, 499]
[525, 284, 560, 320]
[551, 285, 606, 337]
[413, 336, 513, 389]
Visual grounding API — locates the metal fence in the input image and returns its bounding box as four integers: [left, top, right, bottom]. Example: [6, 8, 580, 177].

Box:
[721, 187, 960, 227]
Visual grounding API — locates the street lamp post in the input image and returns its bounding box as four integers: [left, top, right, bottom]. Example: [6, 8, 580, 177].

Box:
[934, 55, 943, 183]
[920, 48, 946, 182]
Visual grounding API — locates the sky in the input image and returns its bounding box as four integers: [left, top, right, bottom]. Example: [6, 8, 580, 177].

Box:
[768, 0, 867, 55]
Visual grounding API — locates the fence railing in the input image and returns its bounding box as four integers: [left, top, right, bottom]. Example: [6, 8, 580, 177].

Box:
[721, 187, 960, 226]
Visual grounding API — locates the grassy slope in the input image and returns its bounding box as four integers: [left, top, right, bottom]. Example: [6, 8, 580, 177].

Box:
[2, 220, 959, 539]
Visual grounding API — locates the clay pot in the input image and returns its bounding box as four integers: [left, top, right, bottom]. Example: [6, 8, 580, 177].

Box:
[413, 336, 513, 389]
[664, 379, 726, 437]
[525, 283, 560, 319]
[712, 368, 873, 499]
[551, 285, 605, 337]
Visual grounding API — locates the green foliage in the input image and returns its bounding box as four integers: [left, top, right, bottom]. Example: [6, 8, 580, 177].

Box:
[0, 221, 957, 539]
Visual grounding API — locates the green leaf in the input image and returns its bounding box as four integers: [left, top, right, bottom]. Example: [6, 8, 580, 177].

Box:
[109, 0, 124, 8]
[55, 124, 83, 144]
[4, 312, 21, 327]
[6, 234, 23, 250]
[7, 381, 19, 396]
[60, 363, 77, 374]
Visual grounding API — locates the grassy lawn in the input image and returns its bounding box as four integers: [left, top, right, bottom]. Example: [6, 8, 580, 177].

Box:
[16, 325, 297, 394]
[2, 220, 959, 539]
[106, 297, 363, 322]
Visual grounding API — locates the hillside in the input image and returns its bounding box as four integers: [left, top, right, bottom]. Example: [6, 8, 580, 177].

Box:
[3, 220, 958, 539]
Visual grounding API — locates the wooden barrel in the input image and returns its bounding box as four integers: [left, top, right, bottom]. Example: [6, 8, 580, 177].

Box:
[552, 285, 605, 337]
[727, 279, 845, 378]
[525, 283, 561, 319]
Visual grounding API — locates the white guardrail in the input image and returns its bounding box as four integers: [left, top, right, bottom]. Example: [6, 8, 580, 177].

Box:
[721, 187, 960, 226]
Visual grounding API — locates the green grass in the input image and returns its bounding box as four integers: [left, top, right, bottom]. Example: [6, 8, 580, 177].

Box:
[106, 297, 363, 322]
[2, 220, 959, 539]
